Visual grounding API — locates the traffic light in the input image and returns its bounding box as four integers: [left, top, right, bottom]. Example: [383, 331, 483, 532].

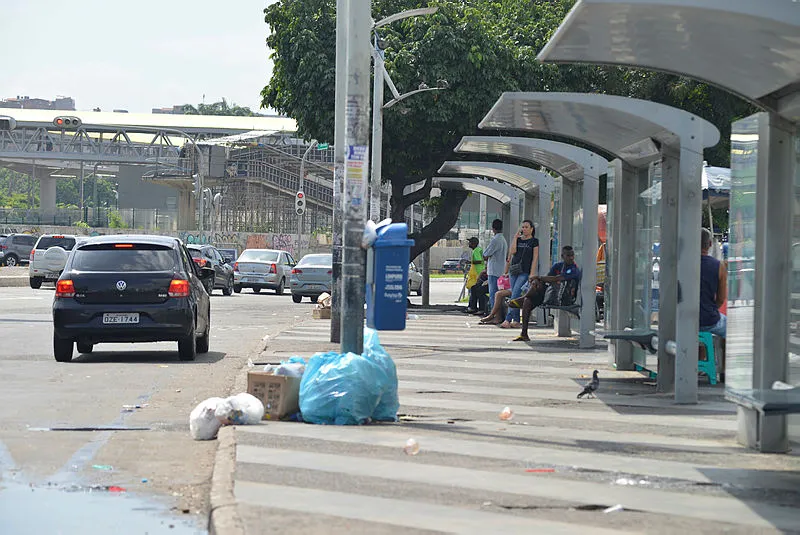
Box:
[295, 190, 306, 216]
[53, 116, 82, 129]
[0, 116, 16, 131]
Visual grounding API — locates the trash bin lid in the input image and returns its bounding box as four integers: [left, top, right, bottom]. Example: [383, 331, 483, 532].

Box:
[374, 222, 414, 248]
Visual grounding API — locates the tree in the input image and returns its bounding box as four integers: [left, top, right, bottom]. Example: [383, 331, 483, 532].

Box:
[181, 98, 260, 117]
[262, 0, 751, 255]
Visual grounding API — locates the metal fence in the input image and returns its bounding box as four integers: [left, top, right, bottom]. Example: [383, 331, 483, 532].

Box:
[0, 207, 178, 230]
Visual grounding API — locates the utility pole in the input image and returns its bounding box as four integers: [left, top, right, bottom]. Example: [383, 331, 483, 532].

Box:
[422, 205, 431, 306]
[330, 0, 348, 344]
[299, 140, 316, 238]
[340, 0, 371, 354]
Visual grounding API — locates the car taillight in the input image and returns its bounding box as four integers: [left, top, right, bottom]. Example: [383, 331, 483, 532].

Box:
[55, 280, 75, 298]
[0, 245, 6, 250]
[30, 249, 35, 260]
[270, 263, 277, 274]
[192, 258, 207, 267]
[233, 262, 238, 272]
[596, 285, 603, 292]
[168, 279, 190, 297]
[327, 270, 333, 274]
[291, 268, 302, 274]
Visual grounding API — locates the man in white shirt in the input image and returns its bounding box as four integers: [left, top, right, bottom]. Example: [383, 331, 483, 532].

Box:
[482, 219, 508, 309]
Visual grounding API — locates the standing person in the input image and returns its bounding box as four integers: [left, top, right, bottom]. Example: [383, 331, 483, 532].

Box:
[482, 219, 508, 310]
[700, 228, 727, 337]
[463, 237, 484, 304]
[500, 220, 539, 329]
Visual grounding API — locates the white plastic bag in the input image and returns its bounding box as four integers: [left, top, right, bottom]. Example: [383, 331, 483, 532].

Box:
[215, 393, 265, 425]
[275, 362, 305, 377]
[189, 397, 224, 440]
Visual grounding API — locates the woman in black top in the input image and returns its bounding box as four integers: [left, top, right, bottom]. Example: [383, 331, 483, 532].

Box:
[500, 220, 539, 328]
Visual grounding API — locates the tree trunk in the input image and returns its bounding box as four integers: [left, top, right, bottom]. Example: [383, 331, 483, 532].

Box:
[408, 189, 468, 259]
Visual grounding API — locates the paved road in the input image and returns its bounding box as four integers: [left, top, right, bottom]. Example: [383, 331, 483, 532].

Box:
[232, 313, 800, 535]
[0, 285, 311, 533]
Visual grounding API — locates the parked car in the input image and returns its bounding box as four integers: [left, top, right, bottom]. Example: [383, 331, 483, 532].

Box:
[233, 249, 295, 294]
[0, 233, 37, 266]
[440, 258, 465, 274]
[290, 253, 332, 303]
[217, 248, 238, 264]
[51, 235, 214, 362]
[186, 244, 235, 296]
[408, 262, 422, 295]
[29, 234, 80, 289]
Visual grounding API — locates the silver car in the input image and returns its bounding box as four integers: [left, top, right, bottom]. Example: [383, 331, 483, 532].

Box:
[290, 253, 332, 303]
[233, 249, 295, 294]
[408, 262, 422, 296]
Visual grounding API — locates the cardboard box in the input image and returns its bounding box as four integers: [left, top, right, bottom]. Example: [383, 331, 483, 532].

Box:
[247, 371, 301, 420]
[312, 306, 331, 319]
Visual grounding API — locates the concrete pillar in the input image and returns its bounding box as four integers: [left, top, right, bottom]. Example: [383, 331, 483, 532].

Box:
[658, 154, 679, 393]
[609, 160, 636, 370]
[177, 189, 197, 230]
[556, 179, 574, 336]
[507, 191, 522, 245]
[579, 171, 599, 348]
[479, 194, 487, 247]
[39, 172, 57, 223]
[750, 112, 795, 450]
[537, 181, 553, 326]
[674, 139, 704, 405]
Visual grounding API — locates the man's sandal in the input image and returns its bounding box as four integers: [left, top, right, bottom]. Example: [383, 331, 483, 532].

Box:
[513, 335, 530, 342]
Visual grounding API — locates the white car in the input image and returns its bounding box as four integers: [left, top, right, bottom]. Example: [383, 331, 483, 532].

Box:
[29, 234, 82, 289]
[408, 262, 422, 296]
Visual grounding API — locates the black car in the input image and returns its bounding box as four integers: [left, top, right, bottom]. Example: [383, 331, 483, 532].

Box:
[186, 244, 235, 295]
[52, 235, 215, 362]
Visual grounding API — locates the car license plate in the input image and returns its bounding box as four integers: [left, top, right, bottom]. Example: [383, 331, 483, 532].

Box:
[103, 313, 140, 324]
[308, 284, 320, 290]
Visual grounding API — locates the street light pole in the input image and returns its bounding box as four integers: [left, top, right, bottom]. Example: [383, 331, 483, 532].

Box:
[340, 0, 371, 354]
[299, 139, 317, 237]
[330, 0, 348, 344]
[369, 39, 384, 222]
[369, 7, 441, 224]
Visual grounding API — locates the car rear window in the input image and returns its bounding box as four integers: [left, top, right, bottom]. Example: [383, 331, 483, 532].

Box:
[238, 250, 279, 263]
[187, 248, 202, 259]
[36, 236, 77, 250]
[298, 254, 332, 267]
[72, 244, 177, 272]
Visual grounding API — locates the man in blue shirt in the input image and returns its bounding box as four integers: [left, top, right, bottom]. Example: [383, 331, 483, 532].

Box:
[510, 246, 581, 342]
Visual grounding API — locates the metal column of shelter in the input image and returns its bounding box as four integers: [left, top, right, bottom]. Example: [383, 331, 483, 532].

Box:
[535, 0, 800, 449]
[455, 137, 608, 346]
[479, 92, 719, 403]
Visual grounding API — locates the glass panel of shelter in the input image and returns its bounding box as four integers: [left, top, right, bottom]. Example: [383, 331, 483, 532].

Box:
[726, 115, 758, 392]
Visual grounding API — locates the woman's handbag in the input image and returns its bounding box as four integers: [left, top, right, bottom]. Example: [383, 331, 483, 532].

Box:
[508, 261, 523, 277]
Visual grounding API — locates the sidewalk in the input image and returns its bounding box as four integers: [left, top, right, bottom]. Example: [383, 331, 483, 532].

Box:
[0, 266, 28, 287]
[211, 312, 800, 535]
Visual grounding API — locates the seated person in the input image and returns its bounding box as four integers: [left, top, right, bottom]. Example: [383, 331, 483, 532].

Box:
[509, 246, 581, 342]
[479, 287, 511, 325]
[700, 228, 727, 338]
[465, 270, 489, 315]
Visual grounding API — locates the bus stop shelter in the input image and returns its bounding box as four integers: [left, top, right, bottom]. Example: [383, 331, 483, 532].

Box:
[479, 91, 719, 404]
[535, 0, 800, 452]
[454, 136, 608, 343]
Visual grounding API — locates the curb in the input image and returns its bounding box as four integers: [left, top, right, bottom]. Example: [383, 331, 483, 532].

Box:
[208, 426, 244, 535]
[208, 362, 251, 535]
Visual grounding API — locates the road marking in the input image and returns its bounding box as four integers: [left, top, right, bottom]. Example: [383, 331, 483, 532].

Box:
[235, 480, 630, 535]
[236, 446, 800, 531]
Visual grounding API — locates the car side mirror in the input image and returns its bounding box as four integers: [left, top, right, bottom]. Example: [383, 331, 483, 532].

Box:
[200, 266, 216, 280]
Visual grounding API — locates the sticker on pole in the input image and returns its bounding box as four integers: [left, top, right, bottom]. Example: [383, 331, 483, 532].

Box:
[346, 145, 369, 209]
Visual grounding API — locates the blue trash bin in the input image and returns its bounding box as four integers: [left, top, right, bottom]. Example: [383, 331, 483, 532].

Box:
[366, 223, 414, 331]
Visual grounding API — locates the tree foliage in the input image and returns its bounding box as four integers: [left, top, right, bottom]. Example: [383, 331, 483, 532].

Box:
[0, 167, 117, 209]
[181, 98, 259, 116]
[262, 0, 753, 255]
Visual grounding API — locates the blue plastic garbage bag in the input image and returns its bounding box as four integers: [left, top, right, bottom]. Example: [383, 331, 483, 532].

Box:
[299, 328, 399, 425]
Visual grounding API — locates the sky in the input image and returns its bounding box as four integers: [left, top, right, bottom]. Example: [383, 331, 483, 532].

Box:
[0, 0, 275, 113]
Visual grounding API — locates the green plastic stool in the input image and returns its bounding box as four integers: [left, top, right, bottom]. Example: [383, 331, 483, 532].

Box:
[698, 331, 718, 385]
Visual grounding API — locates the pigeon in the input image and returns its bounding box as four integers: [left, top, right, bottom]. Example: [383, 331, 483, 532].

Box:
[577, 370, 599, 399]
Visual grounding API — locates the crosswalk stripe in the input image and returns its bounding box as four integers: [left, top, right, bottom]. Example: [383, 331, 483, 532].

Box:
[398, 380, 735, 413]
[398, 396, 737, 431]
[238, 423, 789, 488]
[236, 446, 800, 531]
[234, 480, 629, 535]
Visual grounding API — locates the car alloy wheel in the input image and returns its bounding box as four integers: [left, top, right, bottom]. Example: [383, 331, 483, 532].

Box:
[5, 254, 18, 267]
